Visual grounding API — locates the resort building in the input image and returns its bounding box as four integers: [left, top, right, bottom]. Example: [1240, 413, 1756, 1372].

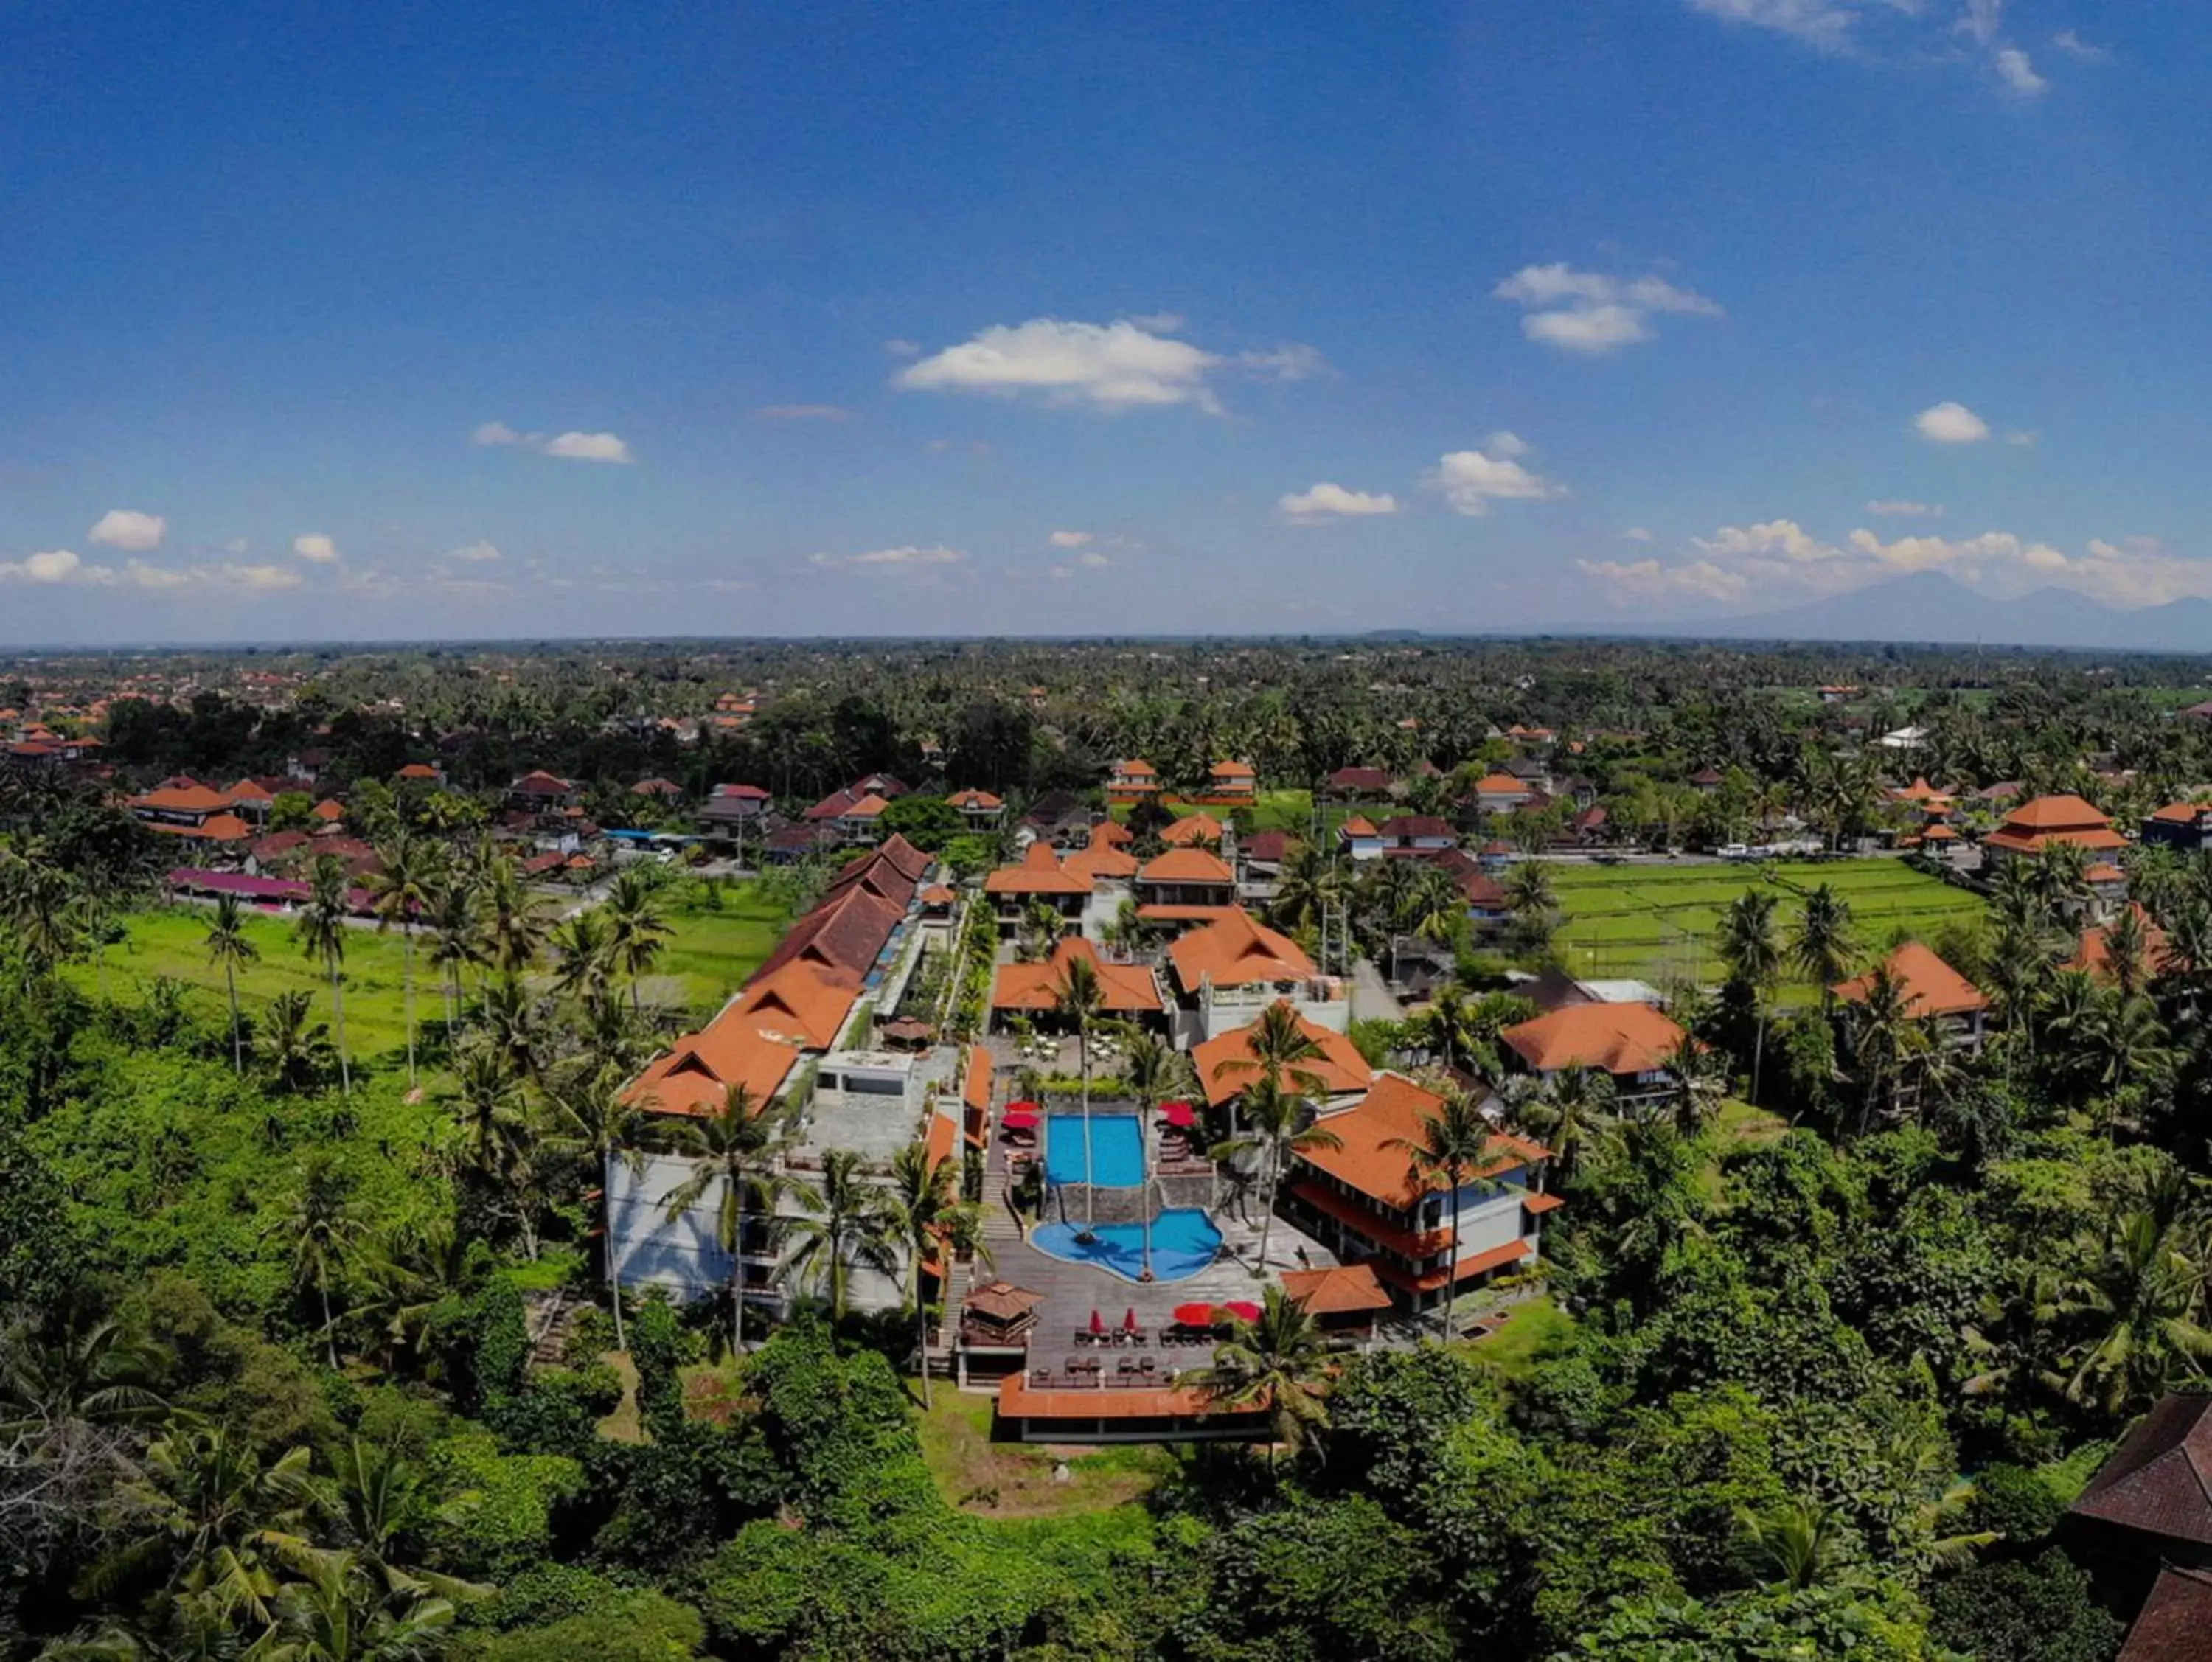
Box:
[2141, 800, 2212, 853]
[1159, 813, 1223, 847]
[946, 787, 1006, 828]
[984, 841, 1093, 932]
[1205, 759, 1258, 803]
[1980, 793, 2126, 875]
[1192, 1001, 1372, 1115]
[1284, 1073, 1556, 1315]
[1831, 942, 1989, 1053]
[1500, 1001, 1688, 1111]
[1166, 907, 1343, 1043]
[1134, 846, 1238, 914]
[1106, 759, 1160, 802]
[991, 936, 1164, 1026]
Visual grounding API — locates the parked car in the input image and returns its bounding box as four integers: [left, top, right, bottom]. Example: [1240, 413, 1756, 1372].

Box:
[1717, 843, 1752, 860]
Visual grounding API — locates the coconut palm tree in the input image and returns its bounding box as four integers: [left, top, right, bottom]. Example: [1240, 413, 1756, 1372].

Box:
[366, 830, 442, 1088]
[1662, 1029, 1726, 1136]
[883, 1141, 992, 1406]
[2059, 1190, 2212, 1416]
[1717, 890, 1784, 1102]
[1185, 1285, 1332, 1471]
[262, 990, 333, 1095]
[451, 1049, 527, 1191]
[1842, 963, 1930, 1134]
[782, 1147, 897, 1322]
[540, 1056, 648, 1353]
[425, 872, 486, 1044]
[295, 855, 354, 1096]
[1209, 1071, 1341, 1282]
[1051, 953, 1106, 1237]
[658, 1085, 805, 1352]
[548, 910, 616, 1012]
[282, 1150, 361, 1369]
[0, 849, 79, 972]
[476, 855, 546, 977]
[473, 973, 541, 1086]
[603, 868, 673, 1015]
[1384, 1087, 1495, 1341]
[1790, 883, 1857, 1009]
[1736, 1501, 1854, 1593]
[1522, 1063, 1612, 1187]
[202, 894, 260, 1076]
[2100, 905, 2155, 1004]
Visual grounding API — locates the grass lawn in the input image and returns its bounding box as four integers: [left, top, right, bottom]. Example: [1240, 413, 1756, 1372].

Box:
[69, 882, 793, 1063]
[915, 1385, 1171, 1517]
[1461, 1295, 1573, 1386]
[1549, 857, 1983, 991]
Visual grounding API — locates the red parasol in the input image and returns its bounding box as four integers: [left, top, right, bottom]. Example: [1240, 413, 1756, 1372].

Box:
[1222, 1301, 1263, 1324]
[1123, 1307, 1138, 1332]
[1172, 1302, 1216, 1327]
[1088, 1308, 1105, 1335]
[1158, 1101, 1196, 1128]
[1001, 1106, 1040, 1130]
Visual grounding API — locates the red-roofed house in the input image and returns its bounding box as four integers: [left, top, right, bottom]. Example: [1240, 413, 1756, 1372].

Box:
[506, 770, 577, 812]
[1136, 846, 1237, 910]
[1285, 1073, 1554, 1316]
[1472, 773, 1534, 812]
[1338, 815, 1384, 862]
[1105, 759, 1159, 802]
[946, 788, 1005, 827]
[1501, 1001, 1688, 1110]
[991, 936, 1163, 1021]
[1377, 815, 1456, 856]
[1192, 1003, 1371, 1110]
[1204, 759, 1257, 803]
[1325, 765, 1395, 799]
[983, 841, 1091, 931]
[128, 783, 234, 829]
[2069, 1394, 2212, 1626]
[1833, 942, 1989, 1053]
[2143, 800, 2212, 853]
[1982, 794, 2127, 872]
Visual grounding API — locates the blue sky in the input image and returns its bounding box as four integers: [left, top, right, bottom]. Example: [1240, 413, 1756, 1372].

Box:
[2, 0, 2205, 643]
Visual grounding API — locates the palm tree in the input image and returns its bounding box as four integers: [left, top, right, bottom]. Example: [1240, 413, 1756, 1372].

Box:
[1384, 1088, 1495, 1341]
[0, 850, 79, 972]
[1790, 883, 1857, 1009]
[451, 1049, 526, 1189]
[1502, 858, 1556, 920]
[540, 1057, 647, 1353]
[883, 1141, 992, 1406]
[295, 855, 354, 1096]
[2084, 990, 2173, 1102]
[2060, 1190, 2212, 1416]
[473, 973, 540, 1086]
[549, 910, 616, 1011]
[1522, 1063, 1612, 1187]
[366, 830, 442, 1088]
[782, 1147, 897, 1322]
[1737, 1501, 1854, 1592]
[1209, 1071, 1341, 1282]
[2101, 905, 2154, 1004]
[477, 855, 546, 976]
[0, 1310, 169, 1432]
[658, 1085, 804, 1352]
[264, 1544, 467, 1661]
[604, 868, 673, 1015]
[262, 990, 333, 1094]
[1843, 963, 1930, 1134]
[282, 1150, 361, 1369]
[1717, 890, 1783, 1102]
[1662, 1029, 1725, 1136]
[1051, 954, 1107, 1238]
[1186, 1285, 1332, 1470]
[202, 894, 260, 1076]
[425, 873, 485, 1044]
[1269, 839, 1345, 937]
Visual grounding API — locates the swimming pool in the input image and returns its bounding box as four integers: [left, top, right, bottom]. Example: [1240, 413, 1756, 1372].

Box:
[1045, 1113, 1144, 1187]
[1031, 1208, 1224, 1283]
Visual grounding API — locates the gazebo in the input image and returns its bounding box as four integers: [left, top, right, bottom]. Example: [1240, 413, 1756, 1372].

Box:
[956, 1282, 1047, 1388]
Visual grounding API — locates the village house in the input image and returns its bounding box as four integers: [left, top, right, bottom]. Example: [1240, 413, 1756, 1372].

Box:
[1338, 815, 1384, 861]
[1472, 773, 1534, 813]
[990, 935, 1164, 1027]
[1159, 811, 1223, 848]
[1832, 942, 1989, 1054]
[698, 782, 773, 846]
[945, 787, 1006, 829]
[982, 841, 1092, 933]
[1283, 1073, 1557, 1318]
[1980, 793, 2126, 884]
[2141, 799, 2212, 854]
[1105, 759, 1160, 802]
[1376, 814, 1456, 856]
[1324, 764, 1395, 799]
[1500, 1001, 1688, 1112]
[1134, 846, 1238, 914]
[1166, 906, 1340, 1043]
[1205, 759, 1258, 803]
[506, 770, 579, 813]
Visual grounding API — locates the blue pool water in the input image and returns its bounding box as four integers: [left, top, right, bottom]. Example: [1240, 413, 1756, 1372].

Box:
[1045, 1113, 1144, 1187]
[1031, 1208, 1225, 1283]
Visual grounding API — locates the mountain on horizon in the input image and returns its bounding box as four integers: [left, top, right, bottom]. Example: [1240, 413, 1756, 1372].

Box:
[1598, 572, 2212, 654]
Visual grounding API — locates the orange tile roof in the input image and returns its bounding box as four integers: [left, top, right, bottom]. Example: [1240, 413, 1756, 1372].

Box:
[1138, 846, 1236, 886]
[312, 799, 345, 821]
[1502, 1001, 1686, 1075]
[728, 961, 863, 1049]
[1295, 1073, 1551, 1211]
[1193, 1004, 1372, 1107]
[1340, 815, 1379, 838]
[2086, 862, 2125, 883]
[145, 813, 252, 841]
[995, 1374, 1266, 1423]
[1136, 903, 1239, 923]
[1833, 941, 1987, 1019]
[627, 1021, 803, 1117]
[924, 1110, 956, 1171]
[963, 1044, 994, 1113]
[2000, 792, 2112, 832]
[1371, 1237, 1531, 1296]
[1063, 827, 1140, 881]
[1473, 773, 1527, 794]
[1114, 759, 1157, 777]
[132, 785, 233, 815]
[396, 763, 439, 780]
[225, 779, 274, 803]
[1211, 760, 1256, 778]
[1167, 908, 1315, 992]
[1279, 1262, 1392, 1316]
[984, 841, 1092, 896]
[1092, 820, 1134, 847]
[842, 792, 890, 818]
[2151, 801, 2211, 824]
[1984, 824, 2129, 855]
[920, 883, 958, 904]
[947, 788, 1004, 810]
[992, 936, 1164, 1013]
[1523, 1191, 1567, 1214]
[1161, 813, 1223, 846]
[2071, 905, 2177, 983]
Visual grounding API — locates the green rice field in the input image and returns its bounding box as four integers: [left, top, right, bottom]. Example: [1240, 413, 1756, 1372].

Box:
[1548, 857, 1984, 991]
[65, 883, 792, 1063]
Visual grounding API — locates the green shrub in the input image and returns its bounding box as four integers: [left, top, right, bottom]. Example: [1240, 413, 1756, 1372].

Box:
[1927, 1550, 2123, 1662]
[1966, 1462, 2064, 1547]
[425, 1429, 588, 1579]
[467, 1590, 705, 1661]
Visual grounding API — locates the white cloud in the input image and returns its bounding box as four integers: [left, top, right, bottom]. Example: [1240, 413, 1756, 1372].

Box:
[1623, 526, 1655, 542]
[473, 422, 635, 462]
[0, 549, 94, 584]
[894, 316, 1321, 414]
[1959, 0, 2005, 46]
[88, 510, 167, 552]
[1077, 551, 1112, 569]
[224, 538, 249, 554]
[754, 404, 853, 421]
[1048, 530, 1095, 548]
[222, 563, 303, 592]
[542, 431, 633, 463]
[2051, 29, 2107, 61]
[448, 540, 502, 563]
[1915, 401, 1992, 444]
[0, 549, 310, 594]
[1484, 430, 1534, 458]
[2006, 429, 2040, 448]
[883, 338, 922, 358]
[292, 533, 340, 563]
[1686, 0, 1860, 52]
[1994, 46, 2047, 94]
[1425, 445, 1569, 517]
[1493, 264, 1722, 356]
[1277, 482, 1401, 522]
[808, 545, 967, 569]
[1865, 499, 1944, 517]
